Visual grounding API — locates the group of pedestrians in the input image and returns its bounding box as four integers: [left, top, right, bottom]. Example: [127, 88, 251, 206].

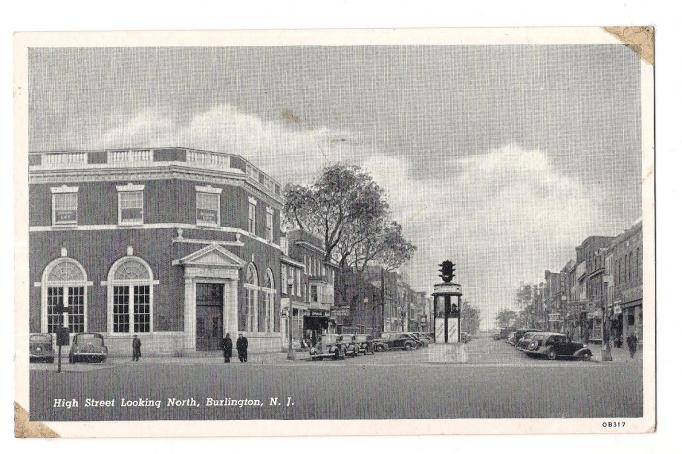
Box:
[129, 333, 249, 363]
[221, 333, 249, 363]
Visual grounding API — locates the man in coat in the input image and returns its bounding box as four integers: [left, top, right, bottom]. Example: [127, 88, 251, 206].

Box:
[222, 333, 233, 363]
[132, 334, 142, 362]
[626, 332, 638, 359]
[236, 333, 248, 363]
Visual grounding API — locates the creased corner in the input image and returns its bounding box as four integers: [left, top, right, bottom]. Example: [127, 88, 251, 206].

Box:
[14, 402, 60, 438]
[603, 26, 655, 65]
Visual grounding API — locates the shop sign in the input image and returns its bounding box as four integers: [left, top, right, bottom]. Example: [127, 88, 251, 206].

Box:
[548, 313, 562, 322]
[613, 305, 623, 315]
[309, 309, 326, 316]
[331, 307, 350, 317]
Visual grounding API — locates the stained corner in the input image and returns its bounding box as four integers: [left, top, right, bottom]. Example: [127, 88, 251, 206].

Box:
[603, 26, 655, 65]
[14, 402, 60, 438]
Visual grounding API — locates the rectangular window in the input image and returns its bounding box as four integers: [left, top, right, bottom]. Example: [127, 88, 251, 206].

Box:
[52, 193, 78, 225]
[113, 286, 130, 333]
[266, 210, 273, 242]
[311, 284, 318, 303]
[248, 289, 257, 332]
[47, 286, 85, 333]
[67, 287, 85, 333]
[133, 285, 151, 333]
[118, 191, 144, 225]
[281, 264, 288, 294]
[47, 287, 64, 333]
[196, 192, 220, 226]
[288, 267, 295, 295]
[296, 269, 302, 297]
[248, 202, 256, 234]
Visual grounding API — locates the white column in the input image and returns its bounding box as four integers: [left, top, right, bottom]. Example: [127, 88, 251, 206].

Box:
[229, 278, 239, 335]
[184, 276, 196, 351]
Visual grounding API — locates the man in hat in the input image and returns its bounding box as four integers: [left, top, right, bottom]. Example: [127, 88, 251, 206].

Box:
[222, 333, 233, 363]
[236, 333, 248, 363]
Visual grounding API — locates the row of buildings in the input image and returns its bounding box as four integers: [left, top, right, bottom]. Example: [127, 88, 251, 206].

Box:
[28, 147, 430, 355]
[526, 221, 644, 344]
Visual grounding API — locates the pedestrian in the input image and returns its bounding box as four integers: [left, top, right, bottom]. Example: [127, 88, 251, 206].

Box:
[236, 333, 248, 363]
[222, 333, 233, 363]
[626, 333, 638, 359]
[132, 334, 142, 362]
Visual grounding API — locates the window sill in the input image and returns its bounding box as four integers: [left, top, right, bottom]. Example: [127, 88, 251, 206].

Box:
[51, 224, 78, 229]
[118, 221, 144, 227]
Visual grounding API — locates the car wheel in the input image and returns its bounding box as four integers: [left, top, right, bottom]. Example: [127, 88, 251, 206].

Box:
[581, 352, 591, 361]
[546, 349, 557, 360]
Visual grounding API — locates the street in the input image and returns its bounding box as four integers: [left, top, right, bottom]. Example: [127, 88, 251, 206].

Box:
[29, 335, 642, 421]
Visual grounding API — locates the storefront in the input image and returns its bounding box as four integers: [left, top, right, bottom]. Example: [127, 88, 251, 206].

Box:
[303, 309, 329, 344]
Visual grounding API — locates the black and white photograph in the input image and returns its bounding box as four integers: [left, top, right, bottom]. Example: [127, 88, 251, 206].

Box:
[13, 27, 655, 436]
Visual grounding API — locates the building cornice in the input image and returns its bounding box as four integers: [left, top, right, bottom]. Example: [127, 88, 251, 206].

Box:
[29, 223, 282, 252]
[29, 164, 284, 208]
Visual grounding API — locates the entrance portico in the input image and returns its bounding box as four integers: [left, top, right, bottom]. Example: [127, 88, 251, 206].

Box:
[173, 244, 245, 352]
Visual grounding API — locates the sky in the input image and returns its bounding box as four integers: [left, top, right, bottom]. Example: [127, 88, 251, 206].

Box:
[28, 45, 642, 329]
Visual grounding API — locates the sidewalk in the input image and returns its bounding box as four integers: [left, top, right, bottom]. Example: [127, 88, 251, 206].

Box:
[587, 343, 642, 363]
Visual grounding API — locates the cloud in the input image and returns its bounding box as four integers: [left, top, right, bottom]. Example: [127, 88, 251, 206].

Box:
[74, 106, 600, 329]
[79, 104, 359, 184]
[363, 144, 601, 328]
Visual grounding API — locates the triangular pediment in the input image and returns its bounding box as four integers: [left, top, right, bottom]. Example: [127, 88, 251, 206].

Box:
[175, 244, 245, 269]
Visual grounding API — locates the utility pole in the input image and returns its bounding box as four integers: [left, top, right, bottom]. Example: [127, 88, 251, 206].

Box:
[286, 276, 296, 360]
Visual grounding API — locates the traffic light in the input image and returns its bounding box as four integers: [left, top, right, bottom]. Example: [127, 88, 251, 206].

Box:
[439, 260, 455, 282]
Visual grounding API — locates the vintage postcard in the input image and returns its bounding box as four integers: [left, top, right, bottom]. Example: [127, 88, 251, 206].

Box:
[14, 27, 655, 437]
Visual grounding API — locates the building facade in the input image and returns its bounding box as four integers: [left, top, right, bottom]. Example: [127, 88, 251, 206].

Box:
[607, 221, 643, 343]
[283, 229, 336, 343]
[29, 147, 284, 355]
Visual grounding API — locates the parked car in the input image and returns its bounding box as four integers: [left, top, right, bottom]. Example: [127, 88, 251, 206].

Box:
[381, 333, 418, 350]
[512, 329, 541, 346]
[506, 331, 516, 345]
[29, 333, 55, 363]
[309, 335, 347, 360]
[337, 334, 360, 357]
[414, 332, 433, 345]
[405, 333, 425, 348]
[521, 332, 592, 360]
[495, 327, 512, 341]
[354, 334, 375, 355]
[68, 333, 108, 363]
[515, 331, 541, 350]
[372, 337, 390, 352]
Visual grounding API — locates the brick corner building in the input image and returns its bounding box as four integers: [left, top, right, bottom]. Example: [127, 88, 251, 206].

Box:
[29, 147, 285, 355]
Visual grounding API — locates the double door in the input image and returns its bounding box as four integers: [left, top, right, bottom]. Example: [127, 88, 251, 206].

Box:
[195, 283, 224, 351]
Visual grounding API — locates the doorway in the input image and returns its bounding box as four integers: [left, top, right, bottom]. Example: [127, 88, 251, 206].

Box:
[195, 283, 224, 351]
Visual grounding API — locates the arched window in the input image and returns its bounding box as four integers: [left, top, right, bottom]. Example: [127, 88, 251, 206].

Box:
[263, 268, 276, 333]
[107, 256, 154, 334]
[42, 258, 88, 333]
[244, 263, 259, 332]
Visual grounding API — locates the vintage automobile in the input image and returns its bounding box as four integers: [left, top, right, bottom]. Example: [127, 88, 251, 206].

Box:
[372, 337, 390, 352]
[309, 335, 347, 360]
[68, 333, 108, 363]
[506, 332, 517, 345]
[495, 327, 513, 341]
[414, 332, 433, 346]
[521, 332, 593, 360]
[515, 331, 542, 350]
[354, 334, 375, 355]
[29, 333, 55, 363]
[512, 329, 541, 346]
[337, 334, 360, 357]
[380, 333, 418, 351]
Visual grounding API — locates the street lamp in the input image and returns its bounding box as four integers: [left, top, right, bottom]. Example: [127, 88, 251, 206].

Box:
[286, 276, 296, 360]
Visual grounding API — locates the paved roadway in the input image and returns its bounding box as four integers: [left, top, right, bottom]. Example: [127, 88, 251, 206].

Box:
[29, 335, 643, 421]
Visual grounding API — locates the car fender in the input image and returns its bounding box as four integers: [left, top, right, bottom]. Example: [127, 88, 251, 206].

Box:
[573, 347, 592, 357]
